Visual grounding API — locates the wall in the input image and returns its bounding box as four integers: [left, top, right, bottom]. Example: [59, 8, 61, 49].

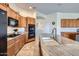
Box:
[36, 12, 55, 34]
[36, 19, 52, 33]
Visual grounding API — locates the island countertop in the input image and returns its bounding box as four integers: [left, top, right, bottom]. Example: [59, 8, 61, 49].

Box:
[39, 35, 79, 56]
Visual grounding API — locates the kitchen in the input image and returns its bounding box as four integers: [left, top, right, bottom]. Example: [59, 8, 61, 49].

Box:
[0, 3, 36, 56]
[0, 3, 79, 56]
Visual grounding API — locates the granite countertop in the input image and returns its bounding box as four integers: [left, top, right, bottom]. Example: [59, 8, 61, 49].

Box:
[7, 33, 26, 41]
[40, 35, 79, 56]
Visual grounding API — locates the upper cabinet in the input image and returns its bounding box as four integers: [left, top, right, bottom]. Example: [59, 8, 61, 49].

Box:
[16, 14, 21, 27]
[76, 20, 79, 27]
[61, 19, 79, 28]
[7, 7, 17, 19]
[26, 17, 35, 24]
[19, 16, 26, 27]
[16, 14, 20, 20]
[0, 4, 7, 11]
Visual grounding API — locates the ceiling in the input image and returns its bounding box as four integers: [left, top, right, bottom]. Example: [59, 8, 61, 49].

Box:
[14, 3, 79, 14]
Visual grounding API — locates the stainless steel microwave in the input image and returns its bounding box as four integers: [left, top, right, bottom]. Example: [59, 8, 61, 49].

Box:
[8, 17, 18, 27]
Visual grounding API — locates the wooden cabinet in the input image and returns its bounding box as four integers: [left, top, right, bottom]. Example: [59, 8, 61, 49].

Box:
[16, 14, 20, 20]
[61, 19, 69, 27]
[20, 17, 26, 27]
[7, 39, 15, 56]
[61, 19, 65, 27]
[7, 7, 17, 19]
[0, 4, 7, 11]
[7, 43, 15, 56]
[19, 17, 35, 27]
[68, 19, 76, 27]
[15, 34, 26, 54]
[76, 20, 79, 27]
[61, 32, 79, 40]
[71, 20, 76, 27]
[26, 17, 35, 24]
[7, 33, 26, 56]
[19, 34, 25, 48]
[61, 19, 79, 28]
[15, 38, 21, 54]
[16, 14, 21, 27]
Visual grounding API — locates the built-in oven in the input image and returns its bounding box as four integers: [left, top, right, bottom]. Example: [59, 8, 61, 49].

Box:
[28, 24, 35, 39]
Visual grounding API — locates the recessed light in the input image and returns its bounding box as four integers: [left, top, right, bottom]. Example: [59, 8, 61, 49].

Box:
[28, 6, 32, 9]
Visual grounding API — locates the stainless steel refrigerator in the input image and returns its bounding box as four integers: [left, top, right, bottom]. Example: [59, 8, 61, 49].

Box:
[0, 9, 7, 56]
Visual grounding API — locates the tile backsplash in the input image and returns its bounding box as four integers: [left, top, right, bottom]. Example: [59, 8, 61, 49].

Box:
[7, 26, 14, 34]
[7, 26, 25, 35]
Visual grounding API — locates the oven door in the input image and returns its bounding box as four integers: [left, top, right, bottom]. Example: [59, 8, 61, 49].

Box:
[28, 24, 35, 39]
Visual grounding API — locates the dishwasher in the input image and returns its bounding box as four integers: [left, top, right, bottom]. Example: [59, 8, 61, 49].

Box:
[76, 35, 79, 41]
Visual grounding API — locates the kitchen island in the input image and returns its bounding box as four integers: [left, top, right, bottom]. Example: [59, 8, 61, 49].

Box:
[39, 35, 79, 56]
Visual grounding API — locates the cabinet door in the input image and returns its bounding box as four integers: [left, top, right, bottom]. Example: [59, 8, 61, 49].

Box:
[16, 14, 21, 27]
[20, 17, 26, 27]
[31, 19, 35, 24]
[76, 20, 79, 27]
[27, 17, 31, 24]
[66, 19, 69, 27]
[12, 10, 17, 19]
[61, 19, 77, 28]
[73, 20, 76, 27]
[7, 39, 15, 56]
[61, 19, 68, 27]
[16, 14, 20, 20]
[0, 4, 7, 11]
[7, 43, 15, 56]
[7, 7, 17, 19]
[7, 7, 11, 17]
[69, 20, 72, 27]
[61, 19, 65, 27]
[27, 17, 35, 24]
[24, 34, 26, 44]
[19, 36, 24, 48]
[15, 39, 20, 54]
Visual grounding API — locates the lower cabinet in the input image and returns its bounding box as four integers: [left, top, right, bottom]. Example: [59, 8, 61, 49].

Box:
[7, 33, 26, 56]
[7, 43, 15, 56]
[61, 32, 79, 40]
[15, 39, 20, 54]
